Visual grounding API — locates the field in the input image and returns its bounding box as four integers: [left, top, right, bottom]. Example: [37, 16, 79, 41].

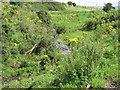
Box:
[1, 2, 120, 89]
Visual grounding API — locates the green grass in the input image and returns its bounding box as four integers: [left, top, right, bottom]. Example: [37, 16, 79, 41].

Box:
[50, 10, 97, 42]
[2, 2, 119, 88]
[49, 6, 118, 88]
[65, 6, 101, 11]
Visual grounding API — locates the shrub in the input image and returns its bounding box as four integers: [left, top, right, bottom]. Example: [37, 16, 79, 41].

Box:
[83, 20, 99, 31]
[103, 3, 115, 12]
[101, 9, 118, 22]
[53, 24, 66, 34]
[72, 3, 76, 7]
[36, 10, 51, 26]
[67, 1, 73, 6]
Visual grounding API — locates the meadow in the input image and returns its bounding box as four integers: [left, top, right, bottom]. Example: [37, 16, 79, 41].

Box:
[1, 2, 119, 88]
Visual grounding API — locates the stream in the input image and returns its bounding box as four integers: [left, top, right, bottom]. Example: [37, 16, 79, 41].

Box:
[52, 34, 71, 55]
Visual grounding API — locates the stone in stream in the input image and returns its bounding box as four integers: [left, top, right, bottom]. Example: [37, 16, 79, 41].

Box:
[53, 35, 71, 55]
[62, 49, 71, 55]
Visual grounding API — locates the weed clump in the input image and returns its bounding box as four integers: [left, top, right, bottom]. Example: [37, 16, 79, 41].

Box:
[53, 24, 66, 34]
[84, 20, 99, 31]
[36, 10, 51, 26]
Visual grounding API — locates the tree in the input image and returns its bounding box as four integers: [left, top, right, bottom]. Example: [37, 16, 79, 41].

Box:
[103, 3, 115, 12]
[72, 3, 76, 7]
[67, 1, 73, 6]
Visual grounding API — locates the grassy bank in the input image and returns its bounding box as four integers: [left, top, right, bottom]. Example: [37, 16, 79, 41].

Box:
[1, 2, 119, 88]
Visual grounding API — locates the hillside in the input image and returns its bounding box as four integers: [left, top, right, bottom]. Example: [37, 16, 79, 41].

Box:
[1, 2, 119, 89]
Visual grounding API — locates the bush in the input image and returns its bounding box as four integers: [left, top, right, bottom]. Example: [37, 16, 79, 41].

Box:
[53, 24, 66, 34]
[101, 9, 118, 22]
[67, 1, 73, 6]
[83, 20, 99, 31]
[103, 3, 115, 12]
[36, 10, 51, 26]
[72, 3, 76, 7]
[67, 1, 76, 7]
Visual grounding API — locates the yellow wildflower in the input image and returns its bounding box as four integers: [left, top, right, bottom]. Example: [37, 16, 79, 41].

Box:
[4, 18, 8, 21]
[117, 43, 120, 46]
[69, 38, 78, 43]
[101, 20, 105, 23]
[36, 16, 39, 19]
[82, 32, 88, 35]
[37, 20, 43, 23]
[108, 26, 114, 30]
[112, 21, 115, 23]
[26, 17, 30, 20]
[9, 5, 13, 7]
[3, 6, 6, 8]
[7, 11, 10, 13]
[101, 12, 106, 15]
[71, 14, 77, 17]
[14, 43, 18, 46]
[3, 2, 7, 4]
[105, 32, 108, 34]
[42, 55, 49, 58]
[16, 11, 18, 13]
[52, 11, 55, 13]
[101, 24, 104, 26]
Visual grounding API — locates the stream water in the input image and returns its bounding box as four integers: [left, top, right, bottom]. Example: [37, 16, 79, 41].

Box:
[53, 34, 71, 55]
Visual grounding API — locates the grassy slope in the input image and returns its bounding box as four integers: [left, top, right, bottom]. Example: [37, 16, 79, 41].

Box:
[50, 6, 101, 43]
[2, 4, 119, 88]
[65, 6, 100, 11]
[51, 6, 118, 88]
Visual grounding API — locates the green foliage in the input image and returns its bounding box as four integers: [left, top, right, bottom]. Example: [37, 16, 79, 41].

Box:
[67, 1, 73, 6]
[53, 24, 66, 34]
[91, 78, 106, 88]
[72, 3, 76, 7]
[2, 2, 119, 89]
[36, 10, 51, 26]
[101, 10, 118, 22]
[2, 2, 55, 62]
[103, 3, 115, 12]
[30, 2, 65, 11]
[83, 19, 100, 31]
[67, 1, 76, 7]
